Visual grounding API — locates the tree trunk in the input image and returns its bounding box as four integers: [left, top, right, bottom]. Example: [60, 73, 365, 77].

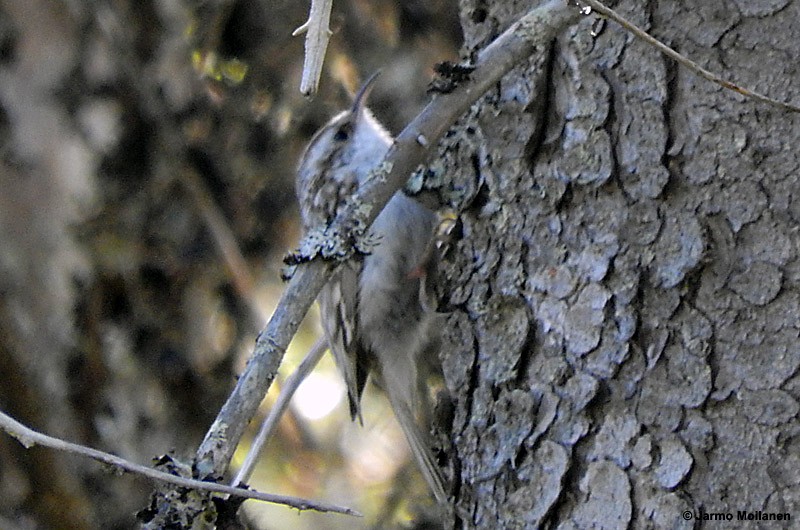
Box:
[439, 0, 800, 527]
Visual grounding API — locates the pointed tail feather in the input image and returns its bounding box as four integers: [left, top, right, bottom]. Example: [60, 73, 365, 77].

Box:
[392, 403, 447, 504]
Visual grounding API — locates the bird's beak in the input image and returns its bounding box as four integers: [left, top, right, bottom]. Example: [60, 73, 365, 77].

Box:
[352, 71, 381, 116]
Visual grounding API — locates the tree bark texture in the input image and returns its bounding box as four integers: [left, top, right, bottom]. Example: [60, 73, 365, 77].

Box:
[1, 0, 798, 528]
[437, 0, 799, 528]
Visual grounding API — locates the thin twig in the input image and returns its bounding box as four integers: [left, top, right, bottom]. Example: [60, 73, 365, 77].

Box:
[232, 338, 328, 487]
[195, 259, 332, 474]
[193, 0, 581, 478]
[581, 0, 800, 113]
[0, 410, 360, 516]
[190, 0, 797, 519]
[293, 0, 334, 96]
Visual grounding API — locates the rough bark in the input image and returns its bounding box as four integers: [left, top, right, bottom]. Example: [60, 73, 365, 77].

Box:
[2, 0, 798, 528]
[436, 0, 800, 528]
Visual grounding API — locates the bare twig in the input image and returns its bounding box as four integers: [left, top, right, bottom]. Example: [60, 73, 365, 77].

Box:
[195, 259, 332, 474]
[293, 0, 335, 96]
[581, 0, 800, 113]
[231, 337, 328, 487]
[0, 410, 359, 516]
[193, 0, 581, 480]
[176, 0, 798, 521]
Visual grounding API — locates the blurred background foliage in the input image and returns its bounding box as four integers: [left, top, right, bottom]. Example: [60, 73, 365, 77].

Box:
[0, 0, 461, 528]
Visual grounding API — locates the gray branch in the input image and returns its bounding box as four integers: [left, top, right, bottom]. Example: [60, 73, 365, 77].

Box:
[153, 0, 582, 524]
[231, 338, 328, 488]
[293, 0, 334, 96]
[0, 410, 359, 516]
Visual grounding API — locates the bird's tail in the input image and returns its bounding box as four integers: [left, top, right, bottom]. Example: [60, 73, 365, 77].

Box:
[389, 398, 447, 504]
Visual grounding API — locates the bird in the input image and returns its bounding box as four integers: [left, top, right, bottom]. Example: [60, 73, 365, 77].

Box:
[295, 73, 447, 503]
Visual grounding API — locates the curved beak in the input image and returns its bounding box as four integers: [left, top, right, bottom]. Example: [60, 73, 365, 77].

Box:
[351, 71, 381, 116]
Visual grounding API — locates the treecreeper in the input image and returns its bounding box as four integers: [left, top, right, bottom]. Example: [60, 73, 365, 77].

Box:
[295, 73, 447, 503]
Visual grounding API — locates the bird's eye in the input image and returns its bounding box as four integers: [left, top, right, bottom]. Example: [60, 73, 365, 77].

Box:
[333, 126, 350, 141]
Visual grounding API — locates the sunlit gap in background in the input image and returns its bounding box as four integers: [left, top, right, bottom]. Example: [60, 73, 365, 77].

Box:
[293, 371, 344, 420]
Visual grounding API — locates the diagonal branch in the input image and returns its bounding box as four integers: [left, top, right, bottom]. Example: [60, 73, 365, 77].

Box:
[193, 0, 581, 480]
[0, 410, 359, 516]
[231, 338, 328, 488]
[156, 0, 800, 521]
